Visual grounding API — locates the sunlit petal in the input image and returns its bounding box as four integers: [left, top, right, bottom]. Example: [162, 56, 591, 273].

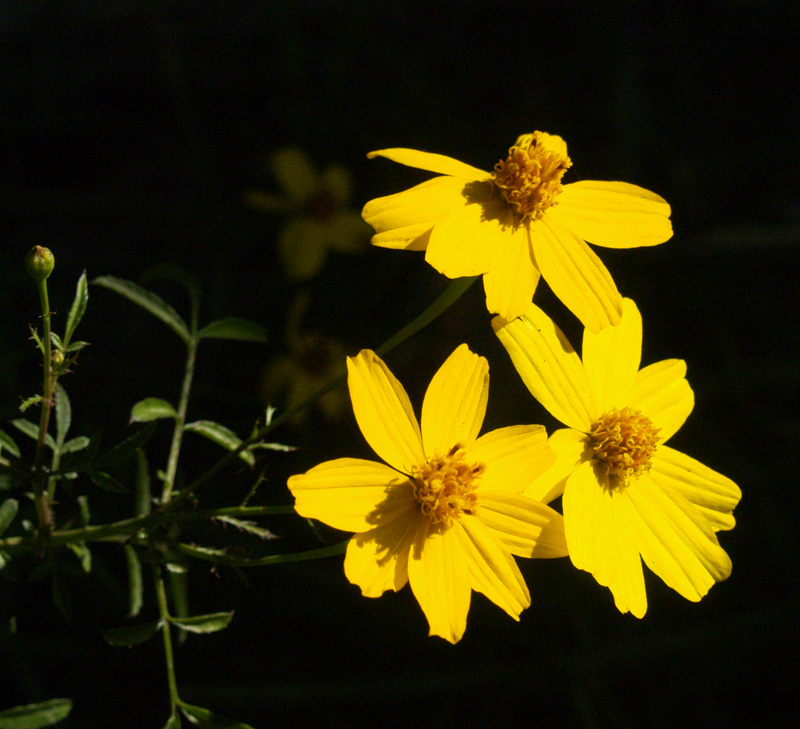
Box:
[492, 303, 596, 431]
[289, 458, 416, 533]
[482, 225, 541, 321]
[650, 446, 741, 532]
[367, 148, 489, 180]
[631, 359, 695, 442]
[347, 351, 424, 473]
[532, 215, 623, 333]
[421, 344, 488, 455]
[551, 181, 673, 249]
[408, 522, 471, 643]
[525, 428, 590, 504]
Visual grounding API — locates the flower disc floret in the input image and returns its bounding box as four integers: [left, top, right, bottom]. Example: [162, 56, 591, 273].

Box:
[589, 406, 661, 489]
[410, 444, 484, 524]
[492, 132, 572, 223]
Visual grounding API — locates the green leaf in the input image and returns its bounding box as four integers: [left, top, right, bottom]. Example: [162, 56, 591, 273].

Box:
[63, 271, 88, 348]
[61, 436, 90, 453]
[87, 471, 128, 494]
[214, 516, 277, 541]
[162, 714, 181, 729]
[124, 546, 143, 617]
[183, 422, 254, 466]
[134, 449, 152, 517]
[64, 340, 89, 353]
[198, 318, 268, 343]
[54, 386, 71, 451]
[0, 500, 19, 536]
[130, 398, 177, 423]
[95, 423, 156, 468]
[11, 420, 55, 450]
[178, 702, 256, 729]
[176, 539, 348, 568]
[168, 611, 233, 634]
[1, 616, 15, 642]
[0, 430, 21, 458]
[77, 495, 90, 526]
[93, 275, 190, 344]
[49, 332, 63, 350]
[0, 699, 72, 728]
[29, 326, 43, 354]
[67, 543, 91, 573]
[102, 620, 162, 647]
[18, 396, 43, 413]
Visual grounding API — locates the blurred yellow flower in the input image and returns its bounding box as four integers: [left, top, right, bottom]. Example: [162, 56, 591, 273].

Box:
[362, 133, 672, 332]
[288, 345, 567, 643]
[493, 298, 741, 617]
[246, 147, 369, 280]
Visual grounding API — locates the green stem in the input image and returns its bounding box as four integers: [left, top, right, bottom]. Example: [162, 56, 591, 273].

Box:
[32, 278, 54, 536]
[154, 563, 181, 719]
[171, 275, 479, 508]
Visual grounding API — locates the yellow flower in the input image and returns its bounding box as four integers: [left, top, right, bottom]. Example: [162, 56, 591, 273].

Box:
[288, 345, 567, 643]
[362, 132, 672, 332]
[246, 147, 369, 280]
[493, 299, 741, 617]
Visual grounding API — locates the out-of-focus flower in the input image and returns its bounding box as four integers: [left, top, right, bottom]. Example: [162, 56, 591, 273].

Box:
[362, 133, 672, 331]
[493, 298, 741, 617]
[288, 345, 567, 643]
[246, 147, 370, 280]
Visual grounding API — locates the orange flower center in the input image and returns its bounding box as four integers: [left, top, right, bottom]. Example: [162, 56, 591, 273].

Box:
[410, 444, 484, 524]
[588, 407, 660, 490]
[491, 132, 571, 223]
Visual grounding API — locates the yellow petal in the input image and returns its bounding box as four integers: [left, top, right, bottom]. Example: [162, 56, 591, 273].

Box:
[347, 351, 424, 473]
[278, 219, 327, 281]
[649, 446, 741, 532]
[628, 473, 734, 602]
[525, 428, 590, 504]
[582, 297, 642, 411]
[469, 424, 554, 494]
[345, 513, 419, 596]
[563, 460, 647, 616]
[288, 458, 416, 532]
[367, 148, 489, 180]
[362, 176, 470, 250]
[270, 148, 316, 203]
[531, 215, 623, 333]
[454, 516, 529, 619]
[408, 521, 471, 643]
[550, 180, 673, 249]
[482, 225, 541, 321]
[421, 344, 488, 455]
[492, 304, 596, 431]
[631, 359, 694, 442]
[425, 193, 510, 277]
[475, 490, 567, 558]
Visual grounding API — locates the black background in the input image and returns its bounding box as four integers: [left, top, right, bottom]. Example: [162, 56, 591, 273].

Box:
[1, 1, 799, 727]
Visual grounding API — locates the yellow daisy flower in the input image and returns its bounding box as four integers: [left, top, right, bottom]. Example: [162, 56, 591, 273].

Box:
[246, 147, 369, 280]
[493, 298, 741, 617]
[288, 344, 567, 643]
[362, 132, 672, 332]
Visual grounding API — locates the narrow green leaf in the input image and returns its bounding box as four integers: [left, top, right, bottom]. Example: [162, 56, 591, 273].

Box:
[177, 539, 349, 568]
[49, 332, 63, 350]
[54, 386, 71, 451]
[162, 714, 181, 729]
[63, 271, 88, 348]
[64, 341, 90, 353]
[134, 449, 152, 517]
[0, 430, 21, 458]
[198, 318, 268, 343]
[130, 398, 177, 423]
[61, 436, 90, 453]
[168, 611, 233, 634]
[92, 275, 190, 344]
[11, 420, 55, 450]
[0, 500, 19, 536]
[0, 551, 11, 571]
[183, 421, 254, 466]
[101, 620, 162, 647]
[95, 422, 157, 468]
[0, 699, 72, 728]
[179, 702, 257, 729]
[214, 516, 277, 541]
[0, 616, 16, 642]
[87, 471, 128, 494]
[124, 546, 143, 617]
[18, 396, 43, 413]
[66, 543, 91, 573]
[77, 495, 90, 526]
[29, 326, 43, 354]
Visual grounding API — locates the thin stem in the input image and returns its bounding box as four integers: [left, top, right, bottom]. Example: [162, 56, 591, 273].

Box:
[154, 563, 181, 719]
[32, 278, 54, 535]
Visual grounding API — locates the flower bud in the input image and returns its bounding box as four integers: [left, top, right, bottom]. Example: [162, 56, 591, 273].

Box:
[25, 246, 55, 281]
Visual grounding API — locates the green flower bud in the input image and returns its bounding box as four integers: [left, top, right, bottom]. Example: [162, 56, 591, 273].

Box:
[25, 246, 55, 281]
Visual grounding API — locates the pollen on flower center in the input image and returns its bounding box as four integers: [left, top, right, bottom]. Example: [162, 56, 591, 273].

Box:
[491, 131, 572, 223]
[588, 406, 661, 489]
[409, 444, 484, 524]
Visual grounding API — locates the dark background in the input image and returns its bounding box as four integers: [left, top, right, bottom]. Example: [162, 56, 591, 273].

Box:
[2, 1, 799, 727]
